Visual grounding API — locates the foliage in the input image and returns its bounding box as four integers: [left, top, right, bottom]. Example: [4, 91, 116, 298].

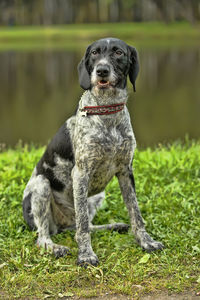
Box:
[0, 0, 200, 25]
[0, 141, 200, 298]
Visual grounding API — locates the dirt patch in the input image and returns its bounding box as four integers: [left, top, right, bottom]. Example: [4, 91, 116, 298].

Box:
[70, 290, 200, 300]
[142, 290, 200, 300]
[1, 290, 200, 299]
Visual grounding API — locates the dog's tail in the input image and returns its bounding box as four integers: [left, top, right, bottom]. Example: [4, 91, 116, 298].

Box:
[90, 223, 130, 233]
[61, 223, 130, 233]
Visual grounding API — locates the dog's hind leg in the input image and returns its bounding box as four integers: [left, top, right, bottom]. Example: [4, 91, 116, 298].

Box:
[23, 171, 71, 258]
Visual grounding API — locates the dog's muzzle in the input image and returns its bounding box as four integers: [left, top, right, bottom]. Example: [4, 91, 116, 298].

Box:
[96, 64, 111, 88]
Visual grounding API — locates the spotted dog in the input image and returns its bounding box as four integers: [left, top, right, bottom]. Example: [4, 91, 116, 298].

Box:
[23, 38, 164, 266]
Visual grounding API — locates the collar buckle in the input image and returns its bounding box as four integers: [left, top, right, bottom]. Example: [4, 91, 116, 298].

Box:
[80, 110, 88, 117]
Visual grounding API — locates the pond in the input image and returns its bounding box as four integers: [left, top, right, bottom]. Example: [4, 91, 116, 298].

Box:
[0, 40, 200, 148]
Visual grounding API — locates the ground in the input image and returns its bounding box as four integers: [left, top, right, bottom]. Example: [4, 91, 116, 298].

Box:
[0, 141, 200, 299]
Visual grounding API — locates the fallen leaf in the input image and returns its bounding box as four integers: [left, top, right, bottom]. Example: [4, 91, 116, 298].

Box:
[24, 264, 33, 267]
[132, 284, 143, 289]
[192, 245, 200, 253]
[58, 292, 74, 298]
[138, 253, 150, 264]
[0, 263, 7, 269]
[64, 292, 74, 297]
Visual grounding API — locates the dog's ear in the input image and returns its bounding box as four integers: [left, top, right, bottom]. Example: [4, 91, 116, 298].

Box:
[128, 46, 139, 92]
[77, 45, 91, 90]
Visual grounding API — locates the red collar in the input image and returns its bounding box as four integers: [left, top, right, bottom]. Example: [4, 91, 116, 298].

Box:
[80, 102, 126, 116]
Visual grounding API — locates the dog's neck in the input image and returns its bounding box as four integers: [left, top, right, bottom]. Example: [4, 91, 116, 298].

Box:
[81, 88, 128, 107]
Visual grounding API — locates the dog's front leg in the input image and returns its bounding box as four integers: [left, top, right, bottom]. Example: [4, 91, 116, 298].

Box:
[72, 165, 99, 266]
[117, 167, 164, 252]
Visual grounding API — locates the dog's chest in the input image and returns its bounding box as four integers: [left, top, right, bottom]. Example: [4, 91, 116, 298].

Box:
[74, 118, 135, 195]
[95, 126, 132, 157]
[77, 124, 133, 159]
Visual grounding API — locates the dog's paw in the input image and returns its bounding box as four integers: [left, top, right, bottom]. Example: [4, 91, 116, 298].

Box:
[77, 252, 99, 267]
[142, 240, 164, 252]
[36, 237, 71, 257]
[136, 231, 164, 252]
[52, 245, 71, 258]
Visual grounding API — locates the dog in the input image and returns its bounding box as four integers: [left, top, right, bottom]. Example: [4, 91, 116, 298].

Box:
[23, 38, 164, 266]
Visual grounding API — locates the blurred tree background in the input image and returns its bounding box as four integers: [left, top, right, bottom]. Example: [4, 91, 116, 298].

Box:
[0, 0, 200, 26]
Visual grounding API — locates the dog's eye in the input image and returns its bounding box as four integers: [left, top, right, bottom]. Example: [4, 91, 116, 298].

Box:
[115, 50, 123, 56]
[91, 50, 98, 55]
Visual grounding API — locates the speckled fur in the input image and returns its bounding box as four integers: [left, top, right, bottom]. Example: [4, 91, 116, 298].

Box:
[23, 38, 164, 266]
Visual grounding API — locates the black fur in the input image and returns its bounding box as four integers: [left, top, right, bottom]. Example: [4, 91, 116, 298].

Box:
[77, 45, 91, 90]
[129, 171, 136, 191]
[42, 168, 65, 191]
[128, 46, 139, 92]
[36, 123, 74, 192]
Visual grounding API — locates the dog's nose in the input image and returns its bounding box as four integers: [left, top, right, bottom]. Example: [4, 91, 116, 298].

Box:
[96, 64, 110, 77]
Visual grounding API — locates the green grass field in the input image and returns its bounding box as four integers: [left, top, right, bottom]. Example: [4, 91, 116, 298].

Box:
[0, 22, 200, 50]
[0, 141, 200, 298]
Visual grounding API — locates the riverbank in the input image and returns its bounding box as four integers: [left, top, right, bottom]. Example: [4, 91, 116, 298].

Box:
[0, 22, 200, 50]
[0, 141, 199, 298]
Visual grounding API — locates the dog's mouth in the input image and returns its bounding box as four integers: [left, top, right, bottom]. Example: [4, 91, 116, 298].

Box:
[97, 80, 110, 88]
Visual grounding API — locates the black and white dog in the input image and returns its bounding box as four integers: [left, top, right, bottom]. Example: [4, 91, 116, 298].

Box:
[23, 38, 164, 266]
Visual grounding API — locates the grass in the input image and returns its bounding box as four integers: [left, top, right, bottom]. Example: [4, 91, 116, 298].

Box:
[0, 140, 200, 299]
[0, 22, 200, 51]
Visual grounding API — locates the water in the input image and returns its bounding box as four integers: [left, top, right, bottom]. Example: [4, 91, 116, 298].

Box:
[0, 42, 200, 148]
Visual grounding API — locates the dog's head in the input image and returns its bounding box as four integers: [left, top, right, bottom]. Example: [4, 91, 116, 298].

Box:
[78, 38, 139, 93]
